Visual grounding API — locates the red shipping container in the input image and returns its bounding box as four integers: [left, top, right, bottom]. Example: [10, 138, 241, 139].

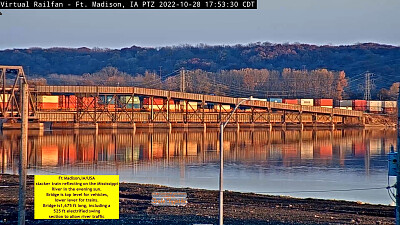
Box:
[283, 99, 299, 104]
[60, 95, 77, 110]
[143, 98, 172, 105]
[77, 97, 95, 109]
[353, 100, 367, 111]
[315, 99, 333, 107]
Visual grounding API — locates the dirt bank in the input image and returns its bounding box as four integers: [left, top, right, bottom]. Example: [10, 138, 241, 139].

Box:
[0, 174, 395, 225]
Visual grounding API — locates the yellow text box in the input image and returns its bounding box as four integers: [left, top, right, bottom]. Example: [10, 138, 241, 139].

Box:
[34, 175, 119, 219]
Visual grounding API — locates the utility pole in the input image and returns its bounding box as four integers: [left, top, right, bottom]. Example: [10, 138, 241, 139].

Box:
[180, 68, 185, 92]
[364, 72, 373, 101]
[219, 123, 224, 225]
[18, 76, 28, 225]
[396, 84, 400, 225]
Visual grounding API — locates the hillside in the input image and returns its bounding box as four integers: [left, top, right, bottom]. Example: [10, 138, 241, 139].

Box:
[1, 43, 399, 98]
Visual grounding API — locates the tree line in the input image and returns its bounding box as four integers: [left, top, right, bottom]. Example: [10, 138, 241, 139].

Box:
[30, 67, 348, 100]
[2, 42, 400, 99]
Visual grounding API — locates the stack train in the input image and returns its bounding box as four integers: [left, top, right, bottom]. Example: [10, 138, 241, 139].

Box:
[1, 93, 396, 115]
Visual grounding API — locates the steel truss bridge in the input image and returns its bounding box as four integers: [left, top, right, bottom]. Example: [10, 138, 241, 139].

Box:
[0, 66, 364, 129]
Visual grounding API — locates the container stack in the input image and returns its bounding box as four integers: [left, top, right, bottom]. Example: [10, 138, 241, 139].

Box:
[383, 101, 397, 114]
[268, 98, 283, 103]
[38, 95, 59, 110]
[0, 94, 10, 108]
[300, 99, 314, 106]
[315, 99, 333, 108]
[283, 99, 299, 104]
[338, 100, 352, 110]
[353, 100, 367, 111]
[119, 96, 141, 109]
[367, 101, 383, 113]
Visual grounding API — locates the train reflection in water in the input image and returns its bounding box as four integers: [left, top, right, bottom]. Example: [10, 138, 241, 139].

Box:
[0, 128, 396, 172]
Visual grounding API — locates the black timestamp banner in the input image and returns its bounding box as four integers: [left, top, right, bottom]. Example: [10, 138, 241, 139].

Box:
[0, 0, 257, 9]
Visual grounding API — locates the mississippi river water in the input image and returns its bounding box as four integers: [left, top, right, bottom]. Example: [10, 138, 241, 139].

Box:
[0, 128, 395, 205]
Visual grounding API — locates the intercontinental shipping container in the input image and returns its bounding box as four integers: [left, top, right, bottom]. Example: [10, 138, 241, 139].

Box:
[143, 98, 175, 111]
[300, 99, 314, 106]
[338, 100, 353, 107]
[268, 98, 283, 103]
[383, 101, 397, 114]
[120, 96, 140, 104]
[214, 104, 231, 112]
[367, 101, 383, 113]
[59, 95, 77, 110]
[143, 97, 164, 105]
[37, 95, 59, 110]
[99, 96, 115, 110]
[180, 101, 198, 112]
[315, 99, 333, 108]
[353, 100, 367, 111]
[100, 95, 115, 104]
[77, 97, 96, 110]
[119, 96, 141, 109]
[283, 99, 299, 104]
[0, 94, 10, 108]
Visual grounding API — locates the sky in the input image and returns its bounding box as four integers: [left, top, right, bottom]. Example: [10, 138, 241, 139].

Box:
[0, 0, 399, 49]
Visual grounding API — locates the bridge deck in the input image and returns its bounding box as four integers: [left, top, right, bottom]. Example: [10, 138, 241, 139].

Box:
[34, 85, 363, 117]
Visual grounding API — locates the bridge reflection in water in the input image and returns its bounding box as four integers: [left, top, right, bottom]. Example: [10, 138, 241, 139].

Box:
[0, 128, 396, 204]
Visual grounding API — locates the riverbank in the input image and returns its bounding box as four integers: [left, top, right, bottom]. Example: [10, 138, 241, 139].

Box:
[0, 174, 395, 224]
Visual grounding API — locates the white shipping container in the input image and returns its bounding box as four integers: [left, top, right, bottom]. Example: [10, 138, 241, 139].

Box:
[321, 106, 333, 108]
[384, 101, 397, 108]
[0, 94, 10, 102]
[369, 106, 383, 112]
[180, 101, 198, 111]
[367, 101, 383, 107]
[38, 95, 59, 103]
[339, 106, 352, 110]
[300, 99, 314, 106]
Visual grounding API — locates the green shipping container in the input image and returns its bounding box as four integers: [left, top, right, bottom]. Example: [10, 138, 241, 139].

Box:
[120, 96, 140, 104]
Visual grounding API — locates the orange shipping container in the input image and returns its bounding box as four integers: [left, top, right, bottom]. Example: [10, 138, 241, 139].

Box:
[143, 98, 168, 105]
[283, 99, 299, 104]
[38, 102, 59, 110]
[315, 99, 333, 107]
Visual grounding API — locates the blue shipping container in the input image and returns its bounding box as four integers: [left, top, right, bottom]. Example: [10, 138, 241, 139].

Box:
[269, 98, 283, 103]
[100, 96, 115, 104]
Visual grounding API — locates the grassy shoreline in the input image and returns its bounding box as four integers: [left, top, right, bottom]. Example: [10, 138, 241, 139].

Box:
[0, 174, 395, 224]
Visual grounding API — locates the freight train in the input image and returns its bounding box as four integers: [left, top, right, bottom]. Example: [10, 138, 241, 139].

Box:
[0, 94, 396, 115]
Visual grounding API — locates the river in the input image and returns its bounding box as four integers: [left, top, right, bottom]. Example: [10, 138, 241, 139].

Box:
[0, 128, 396, 205]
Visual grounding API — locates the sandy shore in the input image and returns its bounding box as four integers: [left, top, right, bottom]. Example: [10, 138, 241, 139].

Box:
[0, 174, 395, 225]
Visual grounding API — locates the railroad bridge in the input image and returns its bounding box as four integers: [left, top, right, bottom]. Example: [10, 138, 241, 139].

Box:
[0, 65, 364, 130]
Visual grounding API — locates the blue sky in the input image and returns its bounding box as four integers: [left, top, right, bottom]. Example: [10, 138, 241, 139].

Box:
[0, 0, 399, 49]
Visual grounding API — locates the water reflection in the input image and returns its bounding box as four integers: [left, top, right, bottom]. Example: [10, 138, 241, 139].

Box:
[0, 128, 396, 204]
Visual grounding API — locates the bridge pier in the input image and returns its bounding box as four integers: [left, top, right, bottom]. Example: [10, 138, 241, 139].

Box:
[0, 122, 44, 130]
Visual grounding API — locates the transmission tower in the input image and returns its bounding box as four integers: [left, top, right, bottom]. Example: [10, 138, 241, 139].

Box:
[364, 72, 373, 101]
[180, 68, 186, 92]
